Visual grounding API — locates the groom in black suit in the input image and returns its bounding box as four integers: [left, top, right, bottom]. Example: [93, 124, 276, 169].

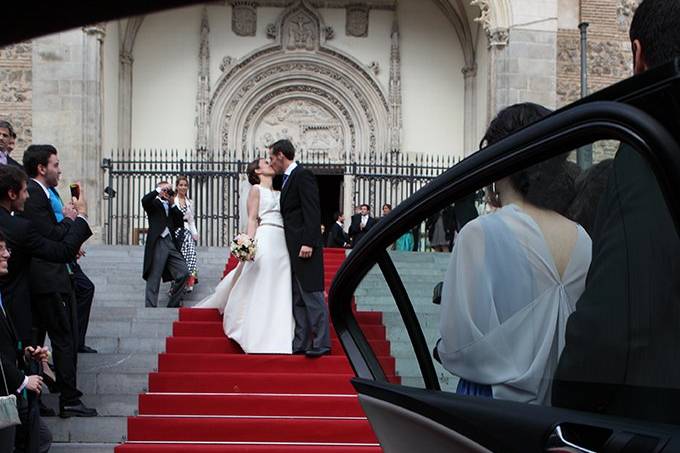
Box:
[142, 182, 189, 308]
[269, 140, 331, 357]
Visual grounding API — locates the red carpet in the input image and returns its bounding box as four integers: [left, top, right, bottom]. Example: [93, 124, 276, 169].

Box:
[115, 248, 395, 452]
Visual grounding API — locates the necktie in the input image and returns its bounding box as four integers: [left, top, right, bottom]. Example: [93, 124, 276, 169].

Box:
[0, 152, 7, 166]
[162, 200, 169, 216]
[282, 174, 289, 188]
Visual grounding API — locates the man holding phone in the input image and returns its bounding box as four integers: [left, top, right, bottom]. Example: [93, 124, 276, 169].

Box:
[141, 182, 189, 308]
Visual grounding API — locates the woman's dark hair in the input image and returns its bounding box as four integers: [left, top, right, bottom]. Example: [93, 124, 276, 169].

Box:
[383, 203, 392, 211]
[481, 102, 578, 216]
[246, 158, 261, 186]
[567, 159, 614, 235]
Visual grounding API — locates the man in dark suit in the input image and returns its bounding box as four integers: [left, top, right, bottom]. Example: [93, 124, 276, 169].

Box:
[0, 165, 95, 418]
[552, 0, 680, 424]
[348, 204, 376, 247]
[0, 231, 52, 452]
[21, 145, 98, 418]
[22, 145, 97, 354]
[142, 182, 189, 308]
[269, 139, 330, 357]
[0, 120, 21, 168]
[326, 212, 350, 248]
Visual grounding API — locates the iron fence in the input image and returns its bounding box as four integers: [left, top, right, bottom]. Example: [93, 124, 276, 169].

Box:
[101, 149, 457, 247]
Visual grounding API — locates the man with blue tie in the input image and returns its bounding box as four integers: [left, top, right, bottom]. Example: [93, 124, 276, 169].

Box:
[141, 182, 189, 308]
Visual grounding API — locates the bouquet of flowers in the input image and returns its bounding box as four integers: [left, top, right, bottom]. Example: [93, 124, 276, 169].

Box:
[231, 233, 257, 262]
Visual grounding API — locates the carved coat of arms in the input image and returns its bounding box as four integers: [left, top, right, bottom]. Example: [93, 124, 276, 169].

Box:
[346, 6, 369, 38]
[232, 4, 257, 37]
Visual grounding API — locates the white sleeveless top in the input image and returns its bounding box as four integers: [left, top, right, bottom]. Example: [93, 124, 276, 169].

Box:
[256, 186, 283, 228]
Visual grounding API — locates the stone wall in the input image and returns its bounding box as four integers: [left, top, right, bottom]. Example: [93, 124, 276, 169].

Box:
[556, 0, 638, 107]
[0, 42, 33, 159]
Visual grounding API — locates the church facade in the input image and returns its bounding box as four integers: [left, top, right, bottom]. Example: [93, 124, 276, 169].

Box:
[0, 0, 638, 241]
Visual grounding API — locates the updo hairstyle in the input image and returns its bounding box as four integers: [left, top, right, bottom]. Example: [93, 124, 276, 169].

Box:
[481, 102, 578, 216]
[246, 158, 261, 186]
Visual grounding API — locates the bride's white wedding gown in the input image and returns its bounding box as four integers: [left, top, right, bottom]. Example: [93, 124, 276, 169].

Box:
[195, 186, 294, 354]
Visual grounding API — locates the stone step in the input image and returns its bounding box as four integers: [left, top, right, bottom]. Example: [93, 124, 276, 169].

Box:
[50, 443, 116, 453]
[78, 353, 158, 374]
[86, 336, 167, 354]
[78, 371, 149, 395]
[43, 394, 139, 417]
[85, 320, 173, 338]
[88, 307, 179, 321]
[45, 416, 126, 443]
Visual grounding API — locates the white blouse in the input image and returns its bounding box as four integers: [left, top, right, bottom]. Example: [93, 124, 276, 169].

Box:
[437, 204, 592, 405]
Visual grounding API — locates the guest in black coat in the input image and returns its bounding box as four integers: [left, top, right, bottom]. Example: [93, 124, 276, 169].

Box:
[0, 165, 96, 420]
[0, 228, 53, 452]
[326, 212, 350, 248]
[21, 145, 98, 418]
[142, 182, 189, 308]
[553, 0, 680, 424]
[348, 204, 376, 247]
[0, 120, 21, 168]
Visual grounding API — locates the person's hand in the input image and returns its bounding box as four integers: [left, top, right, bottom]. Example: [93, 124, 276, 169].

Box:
[192, 233, 199, 242]
[62, 202, 78, 220]
[25, 346, 50, 363]
[299, 245, 313, 259]
[25, 375, 43, 394]
[72, 182, 88, 217]
[77, 248, 86, 259]
[158, 182, 171, 192]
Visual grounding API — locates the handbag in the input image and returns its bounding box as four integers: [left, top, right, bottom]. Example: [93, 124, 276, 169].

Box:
[0, 356, 21, 429]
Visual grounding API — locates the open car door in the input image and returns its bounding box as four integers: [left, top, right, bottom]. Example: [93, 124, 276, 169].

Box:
[328, 59, 680, 452]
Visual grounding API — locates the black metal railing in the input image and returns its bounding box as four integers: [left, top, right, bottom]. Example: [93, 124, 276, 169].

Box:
[101, 148, 457, 247]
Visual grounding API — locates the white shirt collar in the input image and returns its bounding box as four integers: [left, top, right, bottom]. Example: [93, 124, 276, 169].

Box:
[284, 161, 298, 176]
[336, 220, 343, 227]
[32, 178, 51, 199]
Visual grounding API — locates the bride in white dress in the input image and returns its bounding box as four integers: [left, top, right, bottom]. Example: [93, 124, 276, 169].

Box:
[195, 158, 294, 354]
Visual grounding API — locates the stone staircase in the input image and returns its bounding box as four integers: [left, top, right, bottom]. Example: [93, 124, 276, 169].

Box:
[44, 246, 453, 451]
[354, 251, 459, 392]
[45, 245, 228, 452]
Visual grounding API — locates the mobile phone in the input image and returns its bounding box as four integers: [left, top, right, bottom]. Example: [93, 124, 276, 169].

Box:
[69, 183, 80, 200]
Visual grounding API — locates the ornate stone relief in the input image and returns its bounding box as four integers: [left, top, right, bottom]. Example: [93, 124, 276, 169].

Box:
[209, 0, 389, 161]
[196, 7, 211, 150]
[617, 0, 639, 31]
[254, 99, 345, 160]
[346, 4, 369, 37]
[388, 19, 401, 153]
[266, 23, 278, 39]
[368, 61, 379, 75]
[231, 1, 257, 36]
[324, 26, 335, 41]
[471, 0, 509, 48]
[284, 9, 319, 50]
[219, 56, 235, 72]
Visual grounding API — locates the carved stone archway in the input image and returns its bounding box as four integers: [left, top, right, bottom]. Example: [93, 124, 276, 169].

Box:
[208, 0, 389, 162]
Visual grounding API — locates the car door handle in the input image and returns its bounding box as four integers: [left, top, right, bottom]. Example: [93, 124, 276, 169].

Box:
[546, 424, 598, 453]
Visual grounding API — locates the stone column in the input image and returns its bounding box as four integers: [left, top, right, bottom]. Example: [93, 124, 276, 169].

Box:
[82, 24, 106, 234]
[343, 174, 354, 230]
[118, 51, 133, 151]
[462, 64, 478, 155]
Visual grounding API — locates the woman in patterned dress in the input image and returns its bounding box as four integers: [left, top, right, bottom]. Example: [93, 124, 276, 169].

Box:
[175, 176, 199, 292]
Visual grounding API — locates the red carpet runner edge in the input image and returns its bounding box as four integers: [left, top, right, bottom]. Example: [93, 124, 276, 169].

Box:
[114, 247, 398, 452]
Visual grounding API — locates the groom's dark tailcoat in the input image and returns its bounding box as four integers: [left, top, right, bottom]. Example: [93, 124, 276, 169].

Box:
[141, 190, 185, 282]
[279, 165, 324, 292]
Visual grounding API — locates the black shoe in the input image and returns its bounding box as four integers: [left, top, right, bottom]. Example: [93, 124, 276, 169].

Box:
[59, 403, 98, 418]
[78, 345, 98, 354]
[305, 347, 331, 358]
[293, 349, 306, 355]
[39, 401, 56, 417]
